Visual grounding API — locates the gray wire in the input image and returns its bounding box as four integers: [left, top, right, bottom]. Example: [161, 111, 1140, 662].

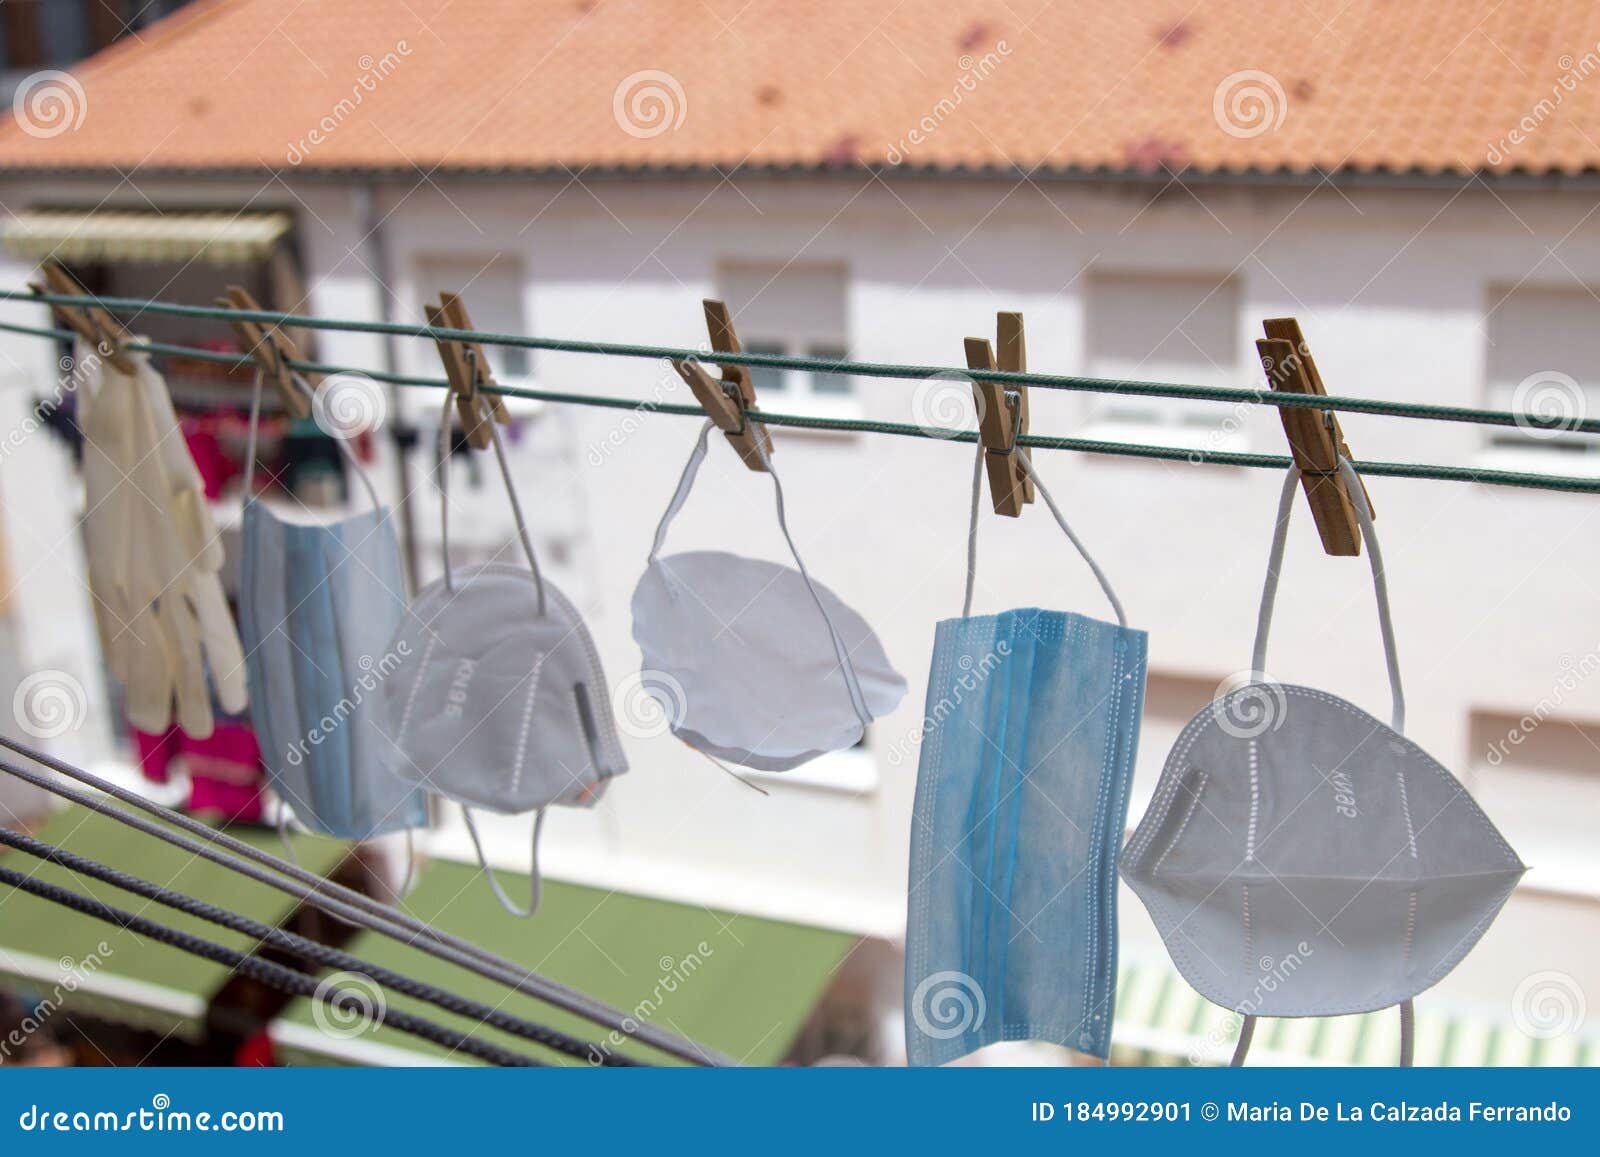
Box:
[0, 861, 542, 1067]
[0, 737, 727, 1066]
[0, 825, 636, 1065]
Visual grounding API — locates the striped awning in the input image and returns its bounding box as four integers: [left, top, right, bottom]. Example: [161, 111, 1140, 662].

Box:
[1112, 957, 1598, 1067]
[1, 210, 292, 266]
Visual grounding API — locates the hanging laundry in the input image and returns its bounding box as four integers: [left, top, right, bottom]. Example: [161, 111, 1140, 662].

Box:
[133, 716, 267, 825]
[905, 446, 1146, 1066]
[1121, 460, 1525, 1065]
[382, 392, 626, 916]
[236, 371, 428, 841]
[631, 420, 906, 771]
[77, 342, 248, 739]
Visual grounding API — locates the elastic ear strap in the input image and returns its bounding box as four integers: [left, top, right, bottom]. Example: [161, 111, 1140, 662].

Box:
[963, 445, 1128, 627]
[1250, 461, 1404, 732]
[749, 433, 872, 726]
[463, 806, 545, 919]
[647, 420, 715, 563]
[1017, 455, 1127, 628]
[484, 409, 546, 618]
[436, 389, 546, 615]
[1230, 1015, 1256, 1066]
[962, 438, 983, 617]
[1233, 1003, 1413, 1067]
[243, 368, 266, 497]
[438, 389, 458, 592]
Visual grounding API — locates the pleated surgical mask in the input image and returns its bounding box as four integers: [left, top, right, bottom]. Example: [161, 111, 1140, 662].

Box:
[237, 373, 430, 841]
[905, 444, 1147, 1065]
[630, 420, 907, 772]
[1121, 460, 1525, 1065]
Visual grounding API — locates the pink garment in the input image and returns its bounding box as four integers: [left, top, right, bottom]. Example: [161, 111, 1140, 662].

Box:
[186, 775, 264, 825]
[134, 726, 179, 785]
[180, 414, 244, 500]
[130, 720, 266, 824]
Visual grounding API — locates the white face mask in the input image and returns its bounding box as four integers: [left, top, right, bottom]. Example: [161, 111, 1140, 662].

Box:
[382, 394, 627, 916]
[630, 421, 907, 772]
[1121, 460, 1525, 1065]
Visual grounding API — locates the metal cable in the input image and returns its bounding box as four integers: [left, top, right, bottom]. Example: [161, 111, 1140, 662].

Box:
[0, 862, 542, 1068]
[4, 286, 1593, 435]
[0, 826, 641, 1067]
[0, 739, 726, 1067]
[1, 317, 1595, 494]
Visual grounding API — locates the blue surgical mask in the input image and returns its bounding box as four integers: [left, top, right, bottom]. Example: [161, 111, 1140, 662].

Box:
[237, 373, 430, 840]
[905, 445, 1146, 1065]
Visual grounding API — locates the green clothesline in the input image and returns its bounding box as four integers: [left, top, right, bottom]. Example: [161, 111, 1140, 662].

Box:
[0, 305, 1597, 495]
[3, 286, 1595, 435]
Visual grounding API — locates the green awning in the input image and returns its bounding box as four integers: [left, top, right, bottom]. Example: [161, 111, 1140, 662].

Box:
[1, 210, 293, 266]
[1112, 957, 1599, 1067]
[271, 859, 856, 1067]
[0, 806, 349, 1042]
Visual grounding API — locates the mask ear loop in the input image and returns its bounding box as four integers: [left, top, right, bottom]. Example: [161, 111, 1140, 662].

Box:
[961, 399, 1128, 627]
[436, 358, 546, 617]
[1236, 456, 1413, 1068]
[243, 369, 266, 499]
[1249, 459, 1403, 731]
[462, 804, 544, 918]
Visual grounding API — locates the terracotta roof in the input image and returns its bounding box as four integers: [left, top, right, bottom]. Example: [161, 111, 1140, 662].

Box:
[3, 0, 1599, 178]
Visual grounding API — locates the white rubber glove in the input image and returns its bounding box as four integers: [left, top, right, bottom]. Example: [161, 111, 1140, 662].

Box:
[77, 343, 248, 738]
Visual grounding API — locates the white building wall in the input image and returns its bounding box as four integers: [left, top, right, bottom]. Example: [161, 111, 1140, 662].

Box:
[1, 173, 1596, 1025]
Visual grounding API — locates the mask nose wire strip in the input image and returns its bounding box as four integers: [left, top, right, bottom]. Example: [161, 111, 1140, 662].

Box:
[961, 438, 1128, 628]
[0, 860, 543, 1068]
[0, 739, 729, 1067]
[462, 804, 545, 919]
[0, 825, 642, 1066]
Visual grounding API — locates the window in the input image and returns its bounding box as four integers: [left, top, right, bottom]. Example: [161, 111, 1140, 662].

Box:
[739, 729, 880, 796]
[1483, 285, 1600, 476]
[1084, 272, 1244, 452]
[413, 255, 532, 381]
[716, 263, 854, 414]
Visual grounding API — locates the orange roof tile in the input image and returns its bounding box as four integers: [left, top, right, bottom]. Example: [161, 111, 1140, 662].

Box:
[2, 0, 1598, 178]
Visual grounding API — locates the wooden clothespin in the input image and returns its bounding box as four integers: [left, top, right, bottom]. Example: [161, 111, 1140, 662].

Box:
[29, 261, 135, 373]
[425, 292, 511, 451]
[964, 311, 1035, 517]
[1255, 318, 1373, 557]
[215, 286, 313, 419]
[670, 299, 772, 471]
